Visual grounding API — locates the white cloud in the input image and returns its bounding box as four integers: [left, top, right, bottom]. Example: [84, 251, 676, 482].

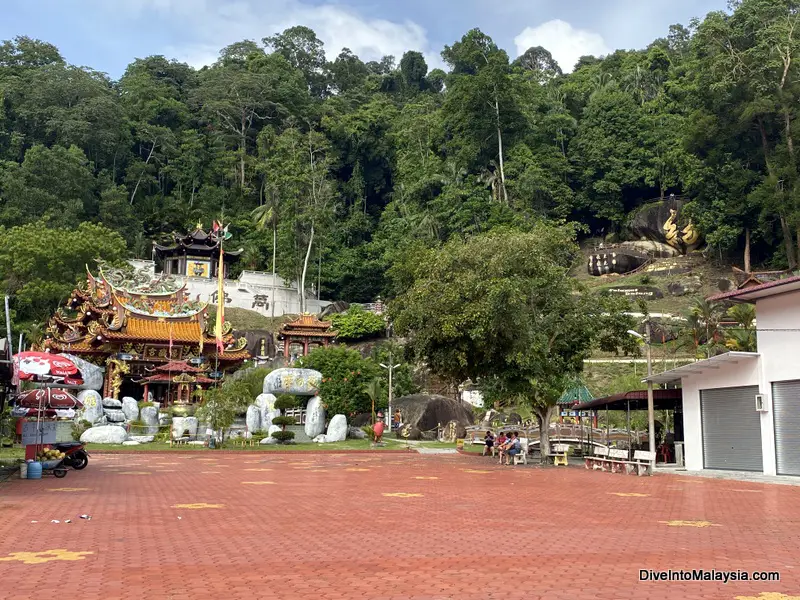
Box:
[514, 19, 610, 73]
[98, 0, 433, 68]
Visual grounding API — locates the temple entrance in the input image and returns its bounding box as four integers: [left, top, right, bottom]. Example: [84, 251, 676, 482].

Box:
[120, 378, 142, 402]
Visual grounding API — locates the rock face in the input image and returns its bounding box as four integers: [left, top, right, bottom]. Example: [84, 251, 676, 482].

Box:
[348, 426, 367, 440]
[121, 397, 139, 422]
[76, 390, 103, 424]
[102, 398, 122, 409]
[396, 424, 422, 440]
[393, 394, 475, 437]
[263, 368, 322, 396]
[246, 405, 262, 433]
[304, 396, 326, 439]
[619, 240, 680, 258]
[627, 196, 702, 253]
[80, 425, 128, 444]
[140, 406, 159, 434]
[172, 417, 188, 437]
[604, 285, 664, 300]
[718, 278, 736, 292]
[104, 409, 126, 423]
[184, 417, 199, 437]
[667, 276, 703, 297]
[325, 414, 347, 442]
[58, 353, 105, 391]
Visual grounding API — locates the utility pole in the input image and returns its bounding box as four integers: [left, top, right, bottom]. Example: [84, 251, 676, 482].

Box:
[380, 355, 401, 428]
[4, 295, 12, 356]
[645, 320, 656, 471]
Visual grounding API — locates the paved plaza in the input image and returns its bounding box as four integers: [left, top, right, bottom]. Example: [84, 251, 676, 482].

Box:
[1, 452, 799, 600]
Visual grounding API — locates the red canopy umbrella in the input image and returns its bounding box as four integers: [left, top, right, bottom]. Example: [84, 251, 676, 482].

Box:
[17, 388, 83, 409]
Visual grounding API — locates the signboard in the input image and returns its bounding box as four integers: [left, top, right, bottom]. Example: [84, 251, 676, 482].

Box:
[456, 438, 465, 450]
[117, 353, 134, 361]
[188, 357, 207, 366]
[604, 286, 664, 300]
[187, 259, 211, 278]
[560, 410, 593, 417]
[22, 421, 57, 446]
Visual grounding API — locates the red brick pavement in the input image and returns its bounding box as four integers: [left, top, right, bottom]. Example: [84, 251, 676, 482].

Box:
[1, 453, 799, 600]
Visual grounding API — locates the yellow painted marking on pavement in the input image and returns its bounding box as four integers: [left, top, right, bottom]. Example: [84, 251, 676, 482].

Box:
[172, 503, 225, 510]
[658, 520, 720, 528]
[608, 493, 650, 497]
[118, 471, 151, 475]
[736, 594, 800, 600]
[47, 488, 91, 492]
[0, 549, 93, 564]
[242, 481, 276, 485]
[382, 493, 423, 498]
[414, 476, 438, 480]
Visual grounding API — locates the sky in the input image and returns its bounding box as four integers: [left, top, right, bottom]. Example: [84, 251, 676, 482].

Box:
[1, 0, 729, 78]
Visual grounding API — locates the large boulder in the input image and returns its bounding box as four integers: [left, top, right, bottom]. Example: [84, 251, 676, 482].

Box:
[667, 276, 703, 297]
[260, 436, 278, 445]
[80, 425, 128, 444]
[348, 426, 367, 440]
[263, 368, 322, 396]
[304, 396, 326, 439]
[102, 398, 122, 409]
[255, 393, 277, 428]
[626, 196, 702, 252]
[325, 414, 347, 442]
[246, 405, 262, 433]
[587, 251, 648, 276]
[140, 406, 159, 434]
[76, 390, 103, 424]
[396, 424, 422, 440]
[392, 394, 475, 437]
[184, 417, 199, 437]
[172, 417, 188, 437]
[439, 419, 466, 443]
[57, 353, 105, 391]
[121, 397, 139, 422]
[104, 409, 126, 423]
[313, 434, 329, 443]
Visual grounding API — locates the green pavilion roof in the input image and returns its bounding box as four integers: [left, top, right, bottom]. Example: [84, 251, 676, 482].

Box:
[558, 384, 594, 406]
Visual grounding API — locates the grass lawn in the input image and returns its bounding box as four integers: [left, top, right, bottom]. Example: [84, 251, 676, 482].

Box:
[0, 447, 24, 461]
[83, 438, 430, 452]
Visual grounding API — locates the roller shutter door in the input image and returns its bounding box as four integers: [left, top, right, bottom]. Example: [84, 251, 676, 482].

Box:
[772, 381, 800, 476]
[700, 386, 762, 471]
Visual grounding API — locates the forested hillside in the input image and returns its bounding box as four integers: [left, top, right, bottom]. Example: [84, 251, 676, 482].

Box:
[1, 0, 799, 330]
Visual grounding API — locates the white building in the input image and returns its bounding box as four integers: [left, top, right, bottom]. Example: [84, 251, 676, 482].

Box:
[128, 259, 330, 317]
[647, 276, 800, 476]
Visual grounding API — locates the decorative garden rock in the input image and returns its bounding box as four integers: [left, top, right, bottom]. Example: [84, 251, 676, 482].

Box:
[184, 417, 199, 437]
[172, 417, 187, 437]
[80, 425, 128, 444]
[104, 409, 126, 423]
[140, 406, 159, 434]
[58, 353, 105, 391]
[263, 368, 322, 396]
[439, 420, 466, 443]
[325, 414, 347, 443]
[121, 397, 139, 422]
[260, 437, 278, 445]
[348, 426, 367, 440]
[122, 440, 140, 446]
[77, 390, 103, 424]
[304, 396, 326, 439]
[129, 435, 154, 443]
[246, 405, 261, 433]
[102, 398, 122, 409]
[313, 434, 328, 443]
[393, 394, 475, 436]
[256, 393, 277, 428]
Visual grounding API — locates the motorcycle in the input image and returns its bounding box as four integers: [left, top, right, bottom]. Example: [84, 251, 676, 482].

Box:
[52, 441, 90, 470]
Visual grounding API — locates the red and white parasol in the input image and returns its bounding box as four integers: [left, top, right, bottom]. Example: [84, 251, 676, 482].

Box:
[12, 352, 84, 386]
[17, 388, 83, 409]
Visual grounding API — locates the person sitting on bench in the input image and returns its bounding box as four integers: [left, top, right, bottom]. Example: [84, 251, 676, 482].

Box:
[498, 432, 520, 465]
[483, 430, 495, 456]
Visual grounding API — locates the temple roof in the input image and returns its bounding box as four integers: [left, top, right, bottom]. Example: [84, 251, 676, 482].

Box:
[279, 313, 337, 339]
[142, 372, 216, 384]
[106, 319, 204, 343]
[153, 224, 244, 258]
[155, 360, 205, 373]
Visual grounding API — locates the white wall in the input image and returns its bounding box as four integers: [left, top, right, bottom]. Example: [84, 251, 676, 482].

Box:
[679, 358, 761, 472]
[756, 292, 800, 384]
[127, 261, 330, 317]
[461, 389, 484, 408]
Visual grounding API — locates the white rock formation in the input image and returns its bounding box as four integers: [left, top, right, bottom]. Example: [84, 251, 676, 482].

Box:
[80, 425, 128, 444]
[325, 414, 347, 443]
[304, 396, 326, 439]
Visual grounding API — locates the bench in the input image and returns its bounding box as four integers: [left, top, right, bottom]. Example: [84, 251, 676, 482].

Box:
[552, 443, 570, 466]
[607, 448, 630, 473]
[512, 438, 529, 465]
[631, 450, 656, 476]
[584, 446, 609, 471]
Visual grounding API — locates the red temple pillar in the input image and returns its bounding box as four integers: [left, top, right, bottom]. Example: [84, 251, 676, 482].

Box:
[303, 340, 309, 356]
[143, 383, 149, 402]
[284, 338, 290, 359]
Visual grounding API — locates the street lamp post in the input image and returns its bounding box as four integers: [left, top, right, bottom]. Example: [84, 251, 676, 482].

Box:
[380, 357, 401, 428]
[628, 323, 656, 471]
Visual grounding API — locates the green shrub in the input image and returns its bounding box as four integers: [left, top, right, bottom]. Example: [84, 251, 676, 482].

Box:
[274, 395, 298, 411]
[361, 425, 375, 441]
[71, 419, 92, 440]
[640, 274, 652, 285]
[270, 416, 295, 428]
[171, 405, 189, 416]
[138, 401, 155, 409]
[297, 346, 381, 416]
[330, 305, 387, 341]
[271, 430, 295, 443]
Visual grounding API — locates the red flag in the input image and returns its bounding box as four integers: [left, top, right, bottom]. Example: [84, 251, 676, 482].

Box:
[212, 220, 220, 233]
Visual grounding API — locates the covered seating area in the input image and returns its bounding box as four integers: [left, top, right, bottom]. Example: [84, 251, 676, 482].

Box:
[575, 388, 684, 466]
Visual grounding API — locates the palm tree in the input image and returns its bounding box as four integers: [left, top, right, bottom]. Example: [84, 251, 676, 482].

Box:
[689, 298, 724, 357]
[364, 378, 383, 425]
[252, 193, 279, 319]
[724, 303, 757, 352]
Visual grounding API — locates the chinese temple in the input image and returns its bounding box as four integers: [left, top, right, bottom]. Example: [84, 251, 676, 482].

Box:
[40, 264, 250, 404]
[278, 314, 337, 359]
[153, 224, 243, 279]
